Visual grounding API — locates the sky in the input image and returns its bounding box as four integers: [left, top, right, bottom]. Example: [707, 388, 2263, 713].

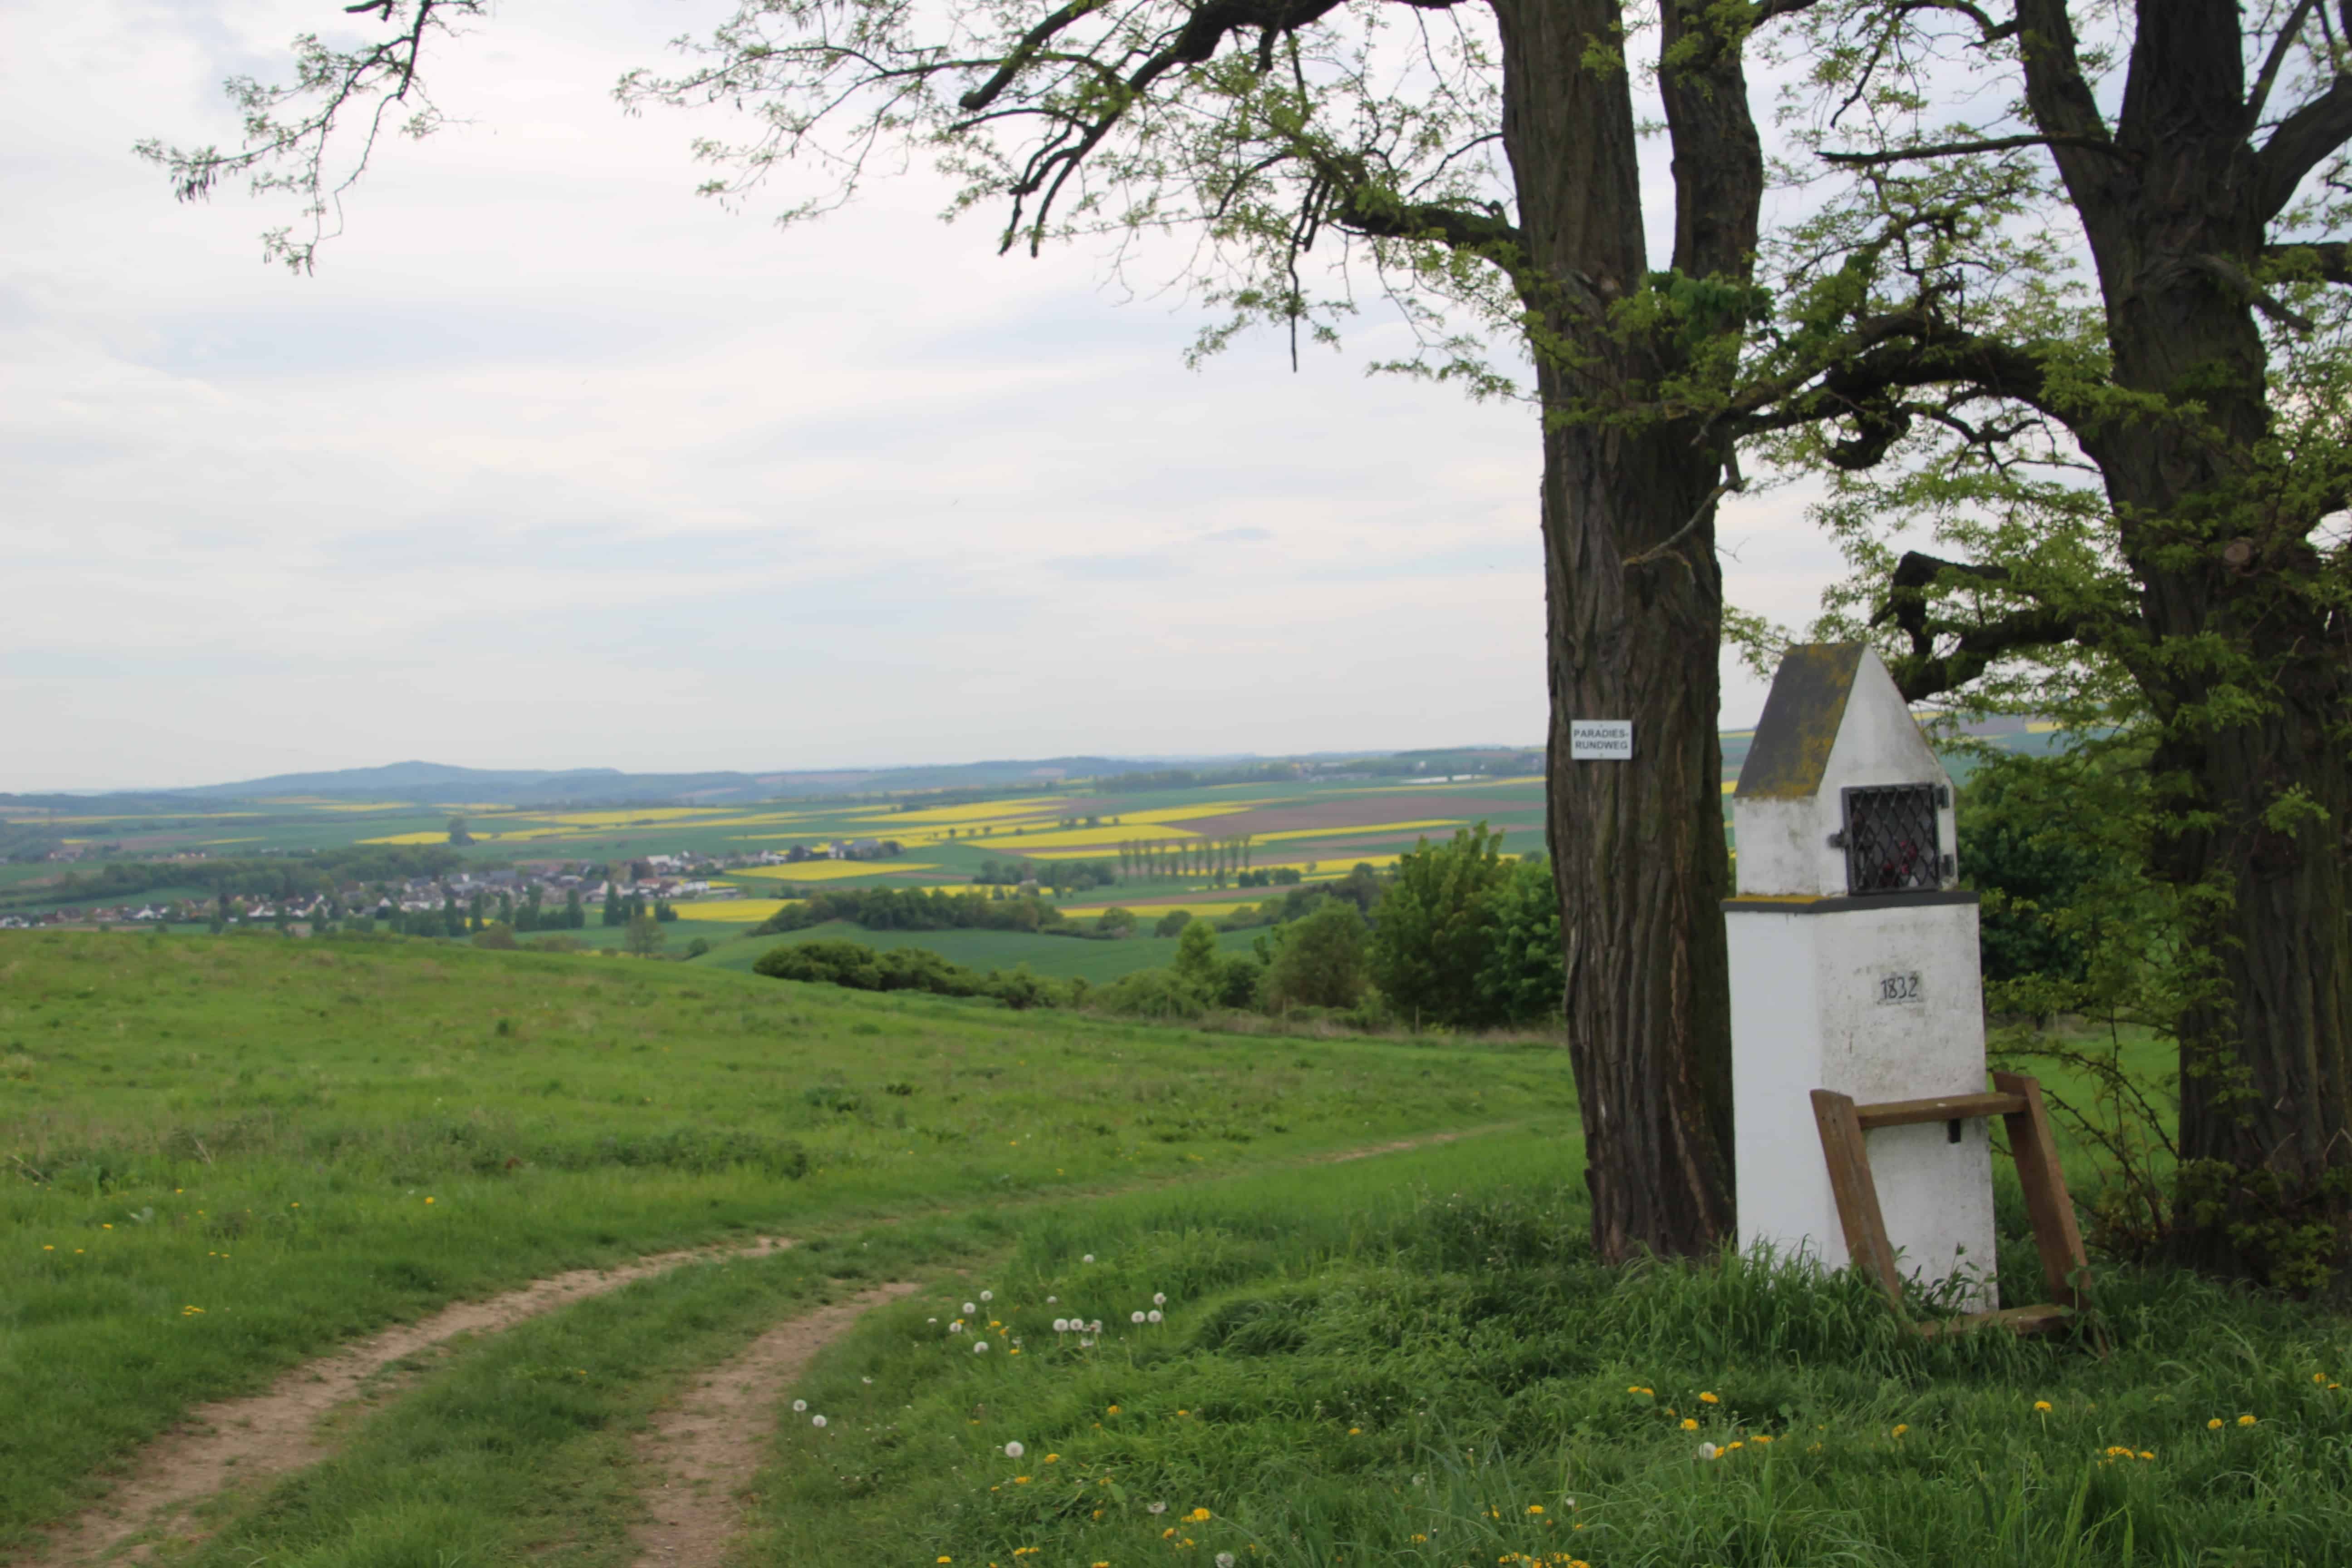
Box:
[2, 0, 1850, 793]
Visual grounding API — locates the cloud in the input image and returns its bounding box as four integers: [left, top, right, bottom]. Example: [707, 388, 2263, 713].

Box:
[0, 0, 1850, 790]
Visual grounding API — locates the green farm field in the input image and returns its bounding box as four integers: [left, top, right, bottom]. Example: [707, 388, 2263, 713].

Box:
[690, 921, 1268, 982]
[7, 930, 2346, 1568]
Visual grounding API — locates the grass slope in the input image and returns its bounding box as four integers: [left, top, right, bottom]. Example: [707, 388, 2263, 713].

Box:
[0, 930, 1570, 1544]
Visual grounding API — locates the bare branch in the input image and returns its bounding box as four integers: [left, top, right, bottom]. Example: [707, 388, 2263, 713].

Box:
[2259, 76, 2352, 219]
[1818, 132, 2127, 167]
[2249, 0, 2325, 127]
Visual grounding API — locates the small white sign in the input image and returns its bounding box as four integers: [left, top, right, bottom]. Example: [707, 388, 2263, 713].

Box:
[1876, 971, 1924, 1006]
[1569, 720, 1633, 760]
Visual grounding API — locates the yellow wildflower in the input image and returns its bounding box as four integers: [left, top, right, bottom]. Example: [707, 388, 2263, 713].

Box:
[1680, 1418, 1698, 1431]
[2033, 1401, 2053, 1412]
[1698, 1392, 1720, 1405]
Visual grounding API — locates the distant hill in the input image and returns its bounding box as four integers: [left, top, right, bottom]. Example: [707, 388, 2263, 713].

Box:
[42, 745, 1538, 809]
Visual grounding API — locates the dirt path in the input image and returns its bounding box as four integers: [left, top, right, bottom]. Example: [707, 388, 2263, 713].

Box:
[1321, 1127, 1483, 1163]
[628, 1281, 921, 1568]
[22, 1235, 793, 1567]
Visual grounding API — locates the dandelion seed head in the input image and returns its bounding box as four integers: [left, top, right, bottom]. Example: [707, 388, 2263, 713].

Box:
[1697, 1443, 1719, 1461]
[1005, 1442, 1025, 1459]
[1147, 1310, 1162, 1323]
[793, 1399, 808, 1412]
[812, 1415, 828, 1428]
[1153, 1293, 1166, 1306]
[975, 1341, 990, 1353]
[981, 1290, 994, 1302]
[1132, 1311, 1146, 1323]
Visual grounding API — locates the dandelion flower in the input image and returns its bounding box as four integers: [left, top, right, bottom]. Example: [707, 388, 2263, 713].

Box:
[965, 1302, 978, 1314]
[951, 1323, 966, 1334]
[1891, 1425, 1908, 1438]
[1107, 1405, 1121, 1415]
[1045, 1453, 1059, 1463]
[975, 1341, 990, 1353]
[2033, 1401, 2052, 1412]
[2238, 1414, 2257, 1426]
[1005, 1442, 1025, 1459]
[425, 1197, 434, 1204]
[1347, 1427, 1361, 1436]
[1698, 1392, 1720, 1405]
[1526, 1505, 1544, 1516]
[1153, 1292, 1167, 1306]
[2209, 1418, 2225, 1430]
[812, 1415, 828, 1427]
[1054, 1318, 1070, 1333]
[982, 1290, 994, 1302]
[1132, 1311, 1147, 1323]
[793, 1400, 808, 1412]
[1697, 1443, 1719, 1461]
[940, 1558, 953, 1563]
[1147, 1310, 1163, 1324]
[1014, 1476, 1031, 1485]
[1680, 1418, 1698, 1431]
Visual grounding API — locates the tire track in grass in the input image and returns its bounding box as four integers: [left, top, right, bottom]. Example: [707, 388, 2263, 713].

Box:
[629, 1281, 921, 1568]
[21, 1236, 794, 1567]
[21, 1122, 1523, 1564]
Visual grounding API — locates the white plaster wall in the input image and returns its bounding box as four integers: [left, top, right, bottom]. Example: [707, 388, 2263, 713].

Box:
[1732, 648, 1960, 898]
[1730, 797, 1819, 897]
[1730, 899, 1996, 1305]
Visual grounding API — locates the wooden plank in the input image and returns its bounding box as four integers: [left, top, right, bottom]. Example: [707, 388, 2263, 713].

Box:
[1810, 1088, 1904, 1306]
[1993, 1071, 2093, 1312]
[1913, 1303, 2072, 1341]
[1853, 1091, 2028, 1131]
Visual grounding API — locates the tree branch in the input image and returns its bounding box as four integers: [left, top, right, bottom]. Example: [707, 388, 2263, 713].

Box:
[2259, 75, 2352, 220]
[2248, 0, 2325, 128]
[1871, 550, 2090, 701]
[2263, 238, 2352, 282]
[1818, 132, 2126, 167]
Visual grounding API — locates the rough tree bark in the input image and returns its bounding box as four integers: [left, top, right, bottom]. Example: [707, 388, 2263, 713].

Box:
[1496, 0, 1763, 1259]
[2014, 0, 2352, 1279]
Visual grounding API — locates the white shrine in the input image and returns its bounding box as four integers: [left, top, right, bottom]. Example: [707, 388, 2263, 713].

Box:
[1725, 643, 1998, 1306]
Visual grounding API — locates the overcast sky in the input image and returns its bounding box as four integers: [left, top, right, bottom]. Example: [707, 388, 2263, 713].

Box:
[3, 0, 1848, 793]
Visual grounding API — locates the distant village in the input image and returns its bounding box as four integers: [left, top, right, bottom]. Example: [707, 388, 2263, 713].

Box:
[0, 838, 902, 931]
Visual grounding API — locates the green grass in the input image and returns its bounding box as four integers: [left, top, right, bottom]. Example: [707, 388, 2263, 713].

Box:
[751, 1143, 2352, 1568]
[0, 930, 1566, 1545]
[693, 921, 1265, 982]
[11, 927, 2345, 1568]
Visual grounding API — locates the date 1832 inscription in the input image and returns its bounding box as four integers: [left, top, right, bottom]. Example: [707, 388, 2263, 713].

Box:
[1876, 971, 1924, 1006]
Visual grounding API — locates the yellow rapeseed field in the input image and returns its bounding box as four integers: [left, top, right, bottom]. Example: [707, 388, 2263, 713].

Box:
[1237, 818, 1466, 846]
[845, 795, 1068, 828]
[952, 823, 1206, 851]
[728, 861, 941, 883]
[671, 897, 796, 921]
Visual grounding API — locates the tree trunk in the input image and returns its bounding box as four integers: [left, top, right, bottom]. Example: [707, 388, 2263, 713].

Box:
[1541, 405, 1739, 1260]
[2047, 0, 2352, 1282]
[1489, 0, 1756, 1260]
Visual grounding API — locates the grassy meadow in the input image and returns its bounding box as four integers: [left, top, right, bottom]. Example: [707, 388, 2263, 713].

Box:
[0, 929, 1565, 1547]
[7, 926, 2350, 1568]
